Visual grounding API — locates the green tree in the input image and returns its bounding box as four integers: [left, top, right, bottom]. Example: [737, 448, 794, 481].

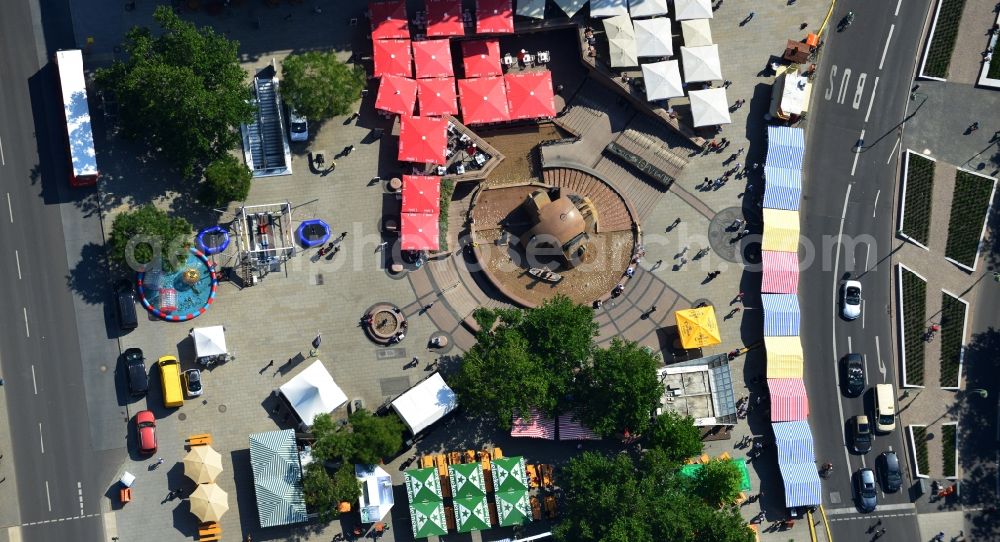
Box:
[574, 339, 663, 437]
[346, 409, 404, 464]
[693, 459, 744, 507]
[95, 6, 254, 177]
[643, 411, 703, 463]
[281, 51, 366, 120]
[519, 295, 597, 410]
[311, 413, 355, 463]
[108, 204, 193, 270]
[301, 462, 360, 521]
[200, 153, 252, 207]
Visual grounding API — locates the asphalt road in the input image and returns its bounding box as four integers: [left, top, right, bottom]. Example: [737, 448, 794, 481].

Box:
[0, 0, 125, 540]
[800, 0, 931, 539]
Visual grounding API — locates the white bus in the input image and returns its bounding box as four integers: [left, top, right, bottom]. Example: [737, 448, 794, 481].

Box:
[54, 49, 98, 187]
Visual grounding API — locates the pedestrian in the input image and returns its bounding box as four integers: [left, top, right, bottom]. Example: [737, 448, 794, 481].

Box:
[648, 305, 658, 314]
[969, 122, 979, 132]
[734, 291, 745, 303]
[742, 11, 755, 24]
[729, 307, 742, 316]
[800, 21, 808, 30]
[376, 241, 388, 252]
[625, 266, 635, 278]
[736, 148, 744, 156]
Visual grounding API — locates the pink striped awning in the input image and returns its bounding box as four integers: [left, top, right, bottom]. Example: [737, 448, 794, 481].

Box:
[762, 250, 799, 294]
[510, 408, 556, 440]
[557, 413, 600, 441]
[767, 378, 809, 422]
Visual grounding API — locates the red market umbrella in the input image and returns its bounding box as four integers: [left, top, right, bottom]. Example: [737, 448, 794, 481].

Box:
[418, 77, 459, 116]
[476, 0, 513, 34]
[504, 70, 556, 120]
[412, 39, 455, 79]
[399, 116, 448, 164]
[426, 0, 464, 37]
[402, 175, 441, 214]
[401, 212, 440, 251]
[458, 76, 510, 124]
[370, 0, 409, 40]
[375, 74, 418, 115]
[461, 40, 502, 78]
[373, 39, 413, 78]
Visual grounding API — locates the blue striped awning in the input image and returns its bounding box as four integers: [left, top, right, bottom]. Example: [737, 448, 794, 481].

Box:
[772, 420, 816, 465]
[778, 462, 822, 507]
[763, 166, 802, 210]
[762, 294, 801, 336]
[765, 126, 805, 170]
[249, 429, 308, 528]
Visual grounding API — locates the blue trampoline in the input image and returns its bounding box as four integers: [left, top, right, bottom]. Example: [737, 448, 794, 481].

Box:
[296, 219, 331, 248]
[196, 225, 231, 255]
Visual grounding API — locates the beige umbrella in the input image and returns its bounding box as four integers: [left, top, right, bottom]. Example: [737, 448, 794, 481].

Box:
[189, 483, 230, 523]
[183, 445, 224, 484]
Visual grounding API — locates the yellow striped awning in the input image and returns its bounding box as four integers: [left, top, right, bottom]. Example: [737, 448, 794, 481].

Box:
[765, 336, 804, 378]
[762, 209, 800, 253]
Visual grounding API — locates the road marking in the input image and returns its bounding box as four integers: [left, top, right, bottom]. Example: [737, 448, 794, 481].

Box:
[23, 307, 29, 337]
[21, 513, 102, 527]
[39, 423, 45, 454]
[78, 482, 84, 516]
[865, 243, 871, 272]
[876, 335, 886, 382]
[826, 503, 916, 515]
[833, 184, 853, 471]
[847, 335, 853, 352]
[851, 129, 864, 176]
[895, 0, 903, 16]
[862, 299, 866, 328]
[45, 481, 52, 511]
[887, 136, 901, 163]
[15, 249, 22, 279]
[864, 77, 879, 123]
[31, 364, 37, 395]
[0, 135, 5, 165]
[873, 190, 880, 218]
[879, 25, 895, 70]
[6, 193, 12, 223]
[863, 354, 870, 385]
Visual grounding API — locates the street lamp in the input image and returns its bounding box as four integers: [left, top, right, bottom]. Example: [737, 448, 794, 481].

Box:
[969, 388, 988, 398]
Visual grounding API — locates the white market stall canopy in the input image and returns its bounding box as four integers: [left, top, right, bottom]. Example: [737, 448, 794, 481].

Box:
[634, 17, 673, 57]
[516, 0, 546, 18]
[689, 87, 732, 127]
[553, 0, 587, 17]
[590, 0, 628, 18]
[680, 44, 722, 82]
[356, 464, 395, 523]
[192, 326, 227, 357]
[641, 60, 684, 101]
[674, 0, 713, 20]
[628, 0, 668, 17]
[680, 18, 713, 47]
[391, 372, 458, 435]
[278, 360, 348, 427]
[604, 14, 638, 67]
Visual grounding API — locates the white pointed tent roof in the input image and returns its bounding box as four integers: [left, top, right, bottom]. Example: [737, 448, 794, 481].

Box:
[516, 0, 546, 18]
[634, 17, 673, 57]
[604, 14, 638, 67]
[552, 0, 587, 17]
[674, 0, 713, 20]
[681, 18, 713, 47]
[641, 60, 684, 101]
[628, 0, 668, 17]
[191, 326, 227, 357]
[391, 372, 459, 435]
[689, 87, 732, 127]
[680, 44, 722, 82]
[278, 360, 348, 427]
[590, 0, 628, 17]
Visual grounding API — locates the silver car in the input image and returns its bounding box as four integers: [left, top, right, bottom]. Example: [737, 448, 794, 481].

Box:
[855, 468, 877, 512]
[288, 108, 308, 142]
[841, 280, 862, 320]
[183, 369, 203, 398]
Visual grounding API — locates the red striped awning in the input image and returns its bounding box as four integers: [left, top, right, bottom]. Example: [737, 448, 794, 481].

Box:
[557, 413, 600, 441]
[767, 378, 809, 422]
[762, 250, 799, 294]
[510, 408, 556, 440]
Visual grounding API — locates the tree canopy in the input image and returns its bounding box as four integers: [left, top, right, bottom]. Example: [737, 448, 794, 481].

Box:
[200, 153, 252, 207]
[281, 51, 366, 120]
[643, 411, 704, 464]
[311, 409, 405, 465]
[693, 459, 745, 508]
[301, 462, 360, 521]
[108, 204, 193, 270]
[574, 339, 663, 437]
[95, 6, 254, 177]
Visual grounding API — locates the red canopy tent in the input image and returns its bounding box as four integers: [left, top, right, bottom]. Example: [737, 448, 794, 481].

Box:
[418, 77, 459, 116]
[761, 250, 799, 294]
[458, 76, 510, 124]
[412, 39, 455, 79]
[375, 74, 418, 116]
[476, 0, 513, 34]
[461, 40, 502, 78]
[398, 116, 448, 164]
[426, 0, 464, 37]
[373, 39, 412, 78]
[401, 212, 440, 251]
[504, 71, 556, 120]
[370, 0, 410, 40]
[767, 378, 809, 422]
[401, 175, 441, 214]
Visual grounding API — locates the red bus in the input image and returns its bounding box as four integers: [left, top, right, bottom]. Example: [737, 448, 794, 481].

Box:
[54, 49, 99, 187]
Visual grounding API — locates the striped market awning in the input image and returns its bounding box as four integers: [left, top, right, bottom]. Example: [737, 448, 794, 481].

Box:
[765, 336, 803, 378]
[765, 126, 805, 170]
[762, 209, 800, 253]
[778, 461, 822, 507]
[761, 251, 799, 294]
[249, 430, 307, 528]
[510, 408, 556, 440]
[764, 166, 802, 211]
[767, 378, 809, 421]
[558, 413, 600, 441]
[762, 294, 801, 336]
[772, 420, 816, 465]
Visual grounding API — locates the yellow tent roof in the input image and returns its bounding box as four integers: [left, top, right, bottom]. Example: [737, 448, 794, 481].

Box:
[765, 336, 804, 378]
[675, 306, 721, 349]
[762, 209, 800, 253]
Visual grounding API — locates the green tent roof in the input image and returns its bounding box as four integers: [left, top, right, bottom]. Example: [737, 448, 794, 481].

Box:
[453, 495, 491, 533]
[491, 456, 529, 493]
[449, 462, 486, 499]
[409, 500, 448, 538]
[679, 458, 752, 492]
[494, 489, 531, 527]
[405, 468, 443, 503]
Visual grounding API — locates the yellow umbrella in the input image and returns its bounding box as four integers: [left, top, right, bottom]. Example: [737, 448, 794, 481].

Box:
[189, 483, 229, 523]
[183, 445, 224, 484]
[675, 306, 721, 349]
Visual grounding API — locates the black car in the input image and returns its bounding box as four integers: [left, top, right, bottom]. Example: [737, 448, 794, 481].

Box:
[115, 279, 138, 331]
[842, 353, 865, 397]
[123, 348, 148, 397]
[852, 415, 872, 453]
[879, 451, 902, 492]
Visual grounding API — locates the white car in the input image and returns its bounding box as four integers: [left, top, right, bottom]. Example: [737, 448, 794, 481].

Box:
[288, 108, 308, 142]
[183, 369, 204, 398]
[841, 280, 862, 320]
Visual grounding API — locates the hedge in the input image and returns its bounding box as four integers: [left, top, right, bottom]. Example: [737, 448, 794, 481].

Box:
[913, 426, 930, 474]
[939, 293, 965, 388]
[901, 153, 935, 245]
[901, 268, 926, 386]
[439, 178, 456, 251]
[923, 0, 967, 78]
[944, 171, 994, 267]
[942, 424, 957, 478]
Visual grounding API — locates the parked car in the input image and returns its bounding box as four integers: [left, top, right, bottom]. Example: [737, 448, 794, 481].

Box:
[123, 348, 148, 397]
[841, 280, 863, 320]
[288, 108, 308, 142]
[855, 468, 878, 512]
[841, 353, 865, 397]
[852, 415, 872, 453]
[183, 368, 203, 398]
[115, 279, 138, 331]
[879, 451, 902, 492]
[135, 410, 157, 455]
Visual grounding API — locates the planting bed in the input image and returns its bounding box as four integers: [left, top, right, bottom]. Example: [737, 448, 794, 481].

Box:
[944, 171, 994, 268]
[922, 0, 967, 78]
[901, 152, 935, 246]
[901, 268, 927, 386]
[939, 293, 966, 388]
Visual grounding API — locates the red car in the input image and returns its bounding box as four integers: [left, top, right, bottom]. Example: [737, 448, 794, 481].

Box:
[135, 410, 157, 454]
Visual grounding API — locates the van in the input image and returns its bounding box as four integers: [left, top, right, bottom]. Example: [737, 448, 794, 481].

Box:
[115, 279, 138, 331]
[157, 356, 184, 408]
[874, 384, 896, 433]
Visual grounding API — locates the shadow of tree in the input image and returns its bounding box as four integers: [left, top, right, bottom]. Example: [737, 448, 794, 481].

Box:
[66, 242, 114, 305]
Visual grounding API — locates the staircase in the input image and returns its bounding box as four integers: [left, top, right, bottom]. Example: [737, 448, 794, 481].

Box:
[542, 168, 633, 233]
[241, 69, 291, 177]
[592, 156, 666, 222]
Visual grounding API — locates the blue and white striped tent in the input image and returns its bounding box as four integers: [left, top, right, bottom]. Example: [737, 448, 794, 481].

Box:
[249, 429, 308, 528]
[762, 294, 801, 336]
[778, 462, 822, 507]
[763, 166, 802, 210]
[772, 420, 816, 464]
[765, 126, 805, 170]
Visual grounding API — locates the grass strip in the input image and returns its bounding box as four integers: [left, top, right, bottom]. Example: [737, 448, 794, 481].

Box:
[939, 293, 965, 388]
[913, 426, 930, 475]
[901, 269, 927, 386]
[923, 0, 967, 78]
[901, 153, 935, 245]
[942, 424, 957, 477]
[944, 171, 994, 267]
